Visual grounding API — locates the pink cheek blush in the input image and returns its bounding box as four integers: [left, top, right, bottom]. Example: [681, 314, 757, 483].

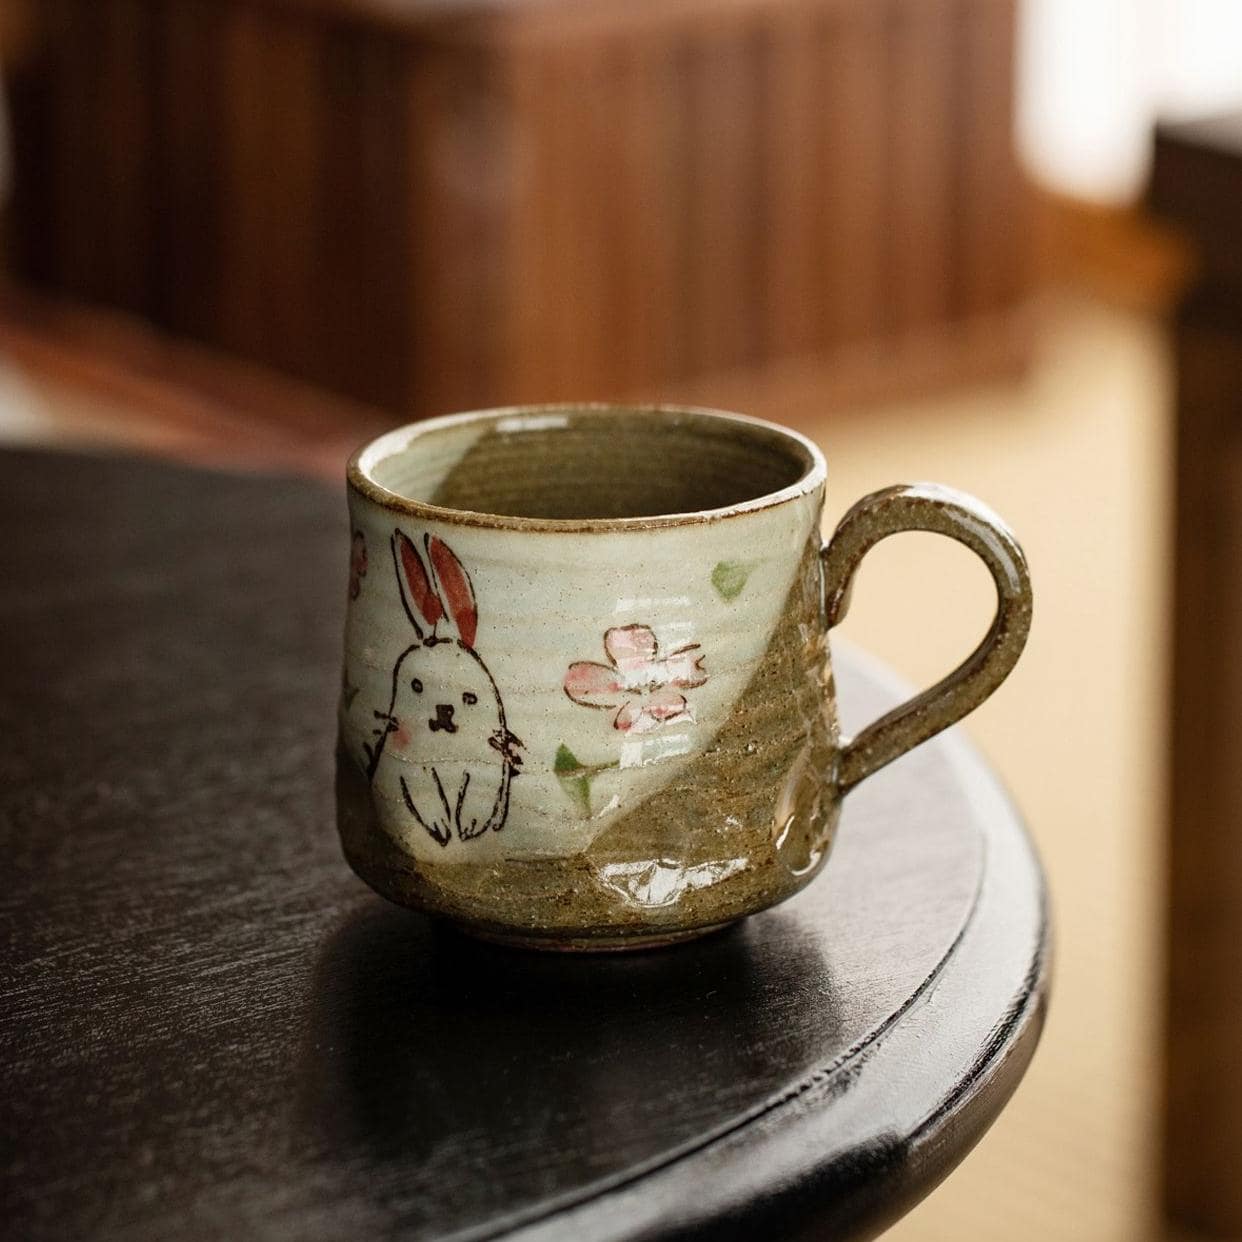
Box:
[391, 723, 411, 751]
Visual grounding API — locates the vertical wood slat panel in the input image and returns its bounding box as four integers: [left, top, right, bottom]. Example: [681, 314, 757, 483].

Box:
[320, 28, 411, 410]
[889, 0, 956, 332]
[41, 0, 156, 308]
[521, 39, 563, 399]
[153, 0, 225, 341]
[3, 3, 55, 286]
[46, 0, 103, 296]
[958, 0, 1024, 317]
[8, 0, 1029, 417]
[504, 23, 693, 402]
[496, 38, 558, 404]
[216, 8, 325, 376]
[408, 40, 512, 416]
[821, 0, 889, 346]
[407, 44, 470, 416]
[613, 33, 688, 394]
[586, 35, 633, 399]
[557, 39, 614, 399]
[685, 17, 762, 375]
[531, 44, 573, 398]
[762, 2, 828, 362]
[218, 7, 275, 358]
[318, 26, 371, 403]
[96, 0, 156, 314]
[256, 15, 324, 380]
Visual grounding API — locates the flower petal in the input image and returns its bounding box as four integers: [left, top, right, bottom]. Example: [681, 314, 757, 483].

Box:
[645, 688, 693, 720]
[660, 645, 707, 688]
[604, 624, 659, 673]
[615, 690, 691, 734]
[564, 661, 624, 708]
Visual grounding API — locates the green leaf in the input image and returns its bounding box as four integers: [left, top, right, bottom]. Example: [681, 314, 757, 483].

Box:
[554, 743, 620, 817]
[555, 746, 591, 814]
[712, 560, 752, 601]
[559, 772, 593, 816]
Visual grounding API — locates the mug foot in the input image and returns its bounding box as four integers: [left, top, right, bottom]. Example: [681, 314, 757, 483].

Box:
[453, 919, 738, 953]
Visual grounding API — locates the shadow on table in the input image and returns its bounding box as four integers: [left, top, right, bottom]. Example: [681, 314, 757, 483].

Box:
[298, 899, 840, 1193]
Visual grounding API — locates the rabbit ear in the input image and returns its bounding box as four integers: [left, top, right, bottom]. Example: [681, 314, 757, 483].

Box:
[392, 530, 443, 636]
[427, 534, 478, 648]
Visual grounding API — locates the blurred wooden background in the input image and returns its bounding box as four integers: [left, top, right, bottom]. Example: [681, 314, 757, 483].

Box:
[4, 0, 1030, 418]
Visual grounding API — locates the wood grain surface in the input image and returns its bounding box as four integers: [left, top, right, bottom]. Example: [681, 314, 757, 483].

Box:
[0, 448, 1048, 1241]
[4, 0, 1031, 416]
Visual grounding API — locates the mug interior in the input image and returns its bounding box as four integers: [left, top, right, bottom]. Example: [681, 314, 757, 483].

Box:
[355, 406, 820, 523]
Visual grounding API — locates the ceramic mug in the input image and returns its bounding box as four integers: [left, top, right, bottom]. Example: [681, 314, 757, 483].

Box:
[336, 405, 1031, 949]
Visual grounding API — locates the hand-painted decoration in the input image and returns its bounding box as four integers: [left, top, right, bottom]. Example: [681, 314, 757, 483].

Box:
[553, 743, 620, 816]
[711, 559, 753, 601]
[366, 530, 523, 847]
[348, 530, 368, 600]
[563, 624, 707, 734]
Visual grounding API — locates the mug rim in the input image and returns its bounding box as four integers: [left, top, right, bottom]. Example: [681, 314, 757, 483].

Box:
[347, 403, 827, 533]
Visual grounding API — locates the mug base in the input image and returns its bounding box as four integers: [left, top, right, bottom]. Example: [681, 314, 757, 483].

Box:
[455, 919, 738, 953]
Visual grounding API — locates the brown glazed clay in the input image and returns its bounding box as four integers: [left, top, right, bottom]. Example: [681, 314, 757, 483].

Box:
[336, 406, 1031, 949]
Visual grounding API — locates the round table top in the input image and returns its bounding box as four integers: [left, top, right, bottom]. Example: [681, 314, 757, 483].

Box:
[0, 447, 1048, 1242]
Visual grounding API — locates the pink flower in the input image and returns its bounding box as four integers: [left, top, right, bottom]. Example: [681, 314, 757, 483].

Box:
[564, 625, 707, 734]
[348, 531, 368, 600]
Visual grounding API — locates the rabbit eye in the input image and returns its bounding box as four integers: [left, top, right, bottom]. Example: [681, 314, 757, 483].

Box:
[410, 678, 423, 694]
[462, 691, 478, 706]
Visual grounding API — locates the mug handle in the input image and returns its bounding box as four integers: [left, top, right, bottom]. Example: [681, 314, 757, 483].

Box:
[821, 483, 1033, 794]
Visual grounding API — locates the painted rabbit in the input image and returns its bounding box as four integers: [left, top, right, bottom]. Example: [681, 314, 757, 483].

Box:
[366, 530, 523, 847]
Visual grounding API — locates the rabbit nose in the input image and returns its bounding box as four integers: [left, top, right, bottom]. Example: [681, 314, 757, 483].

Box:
[429, 703, 457, 734]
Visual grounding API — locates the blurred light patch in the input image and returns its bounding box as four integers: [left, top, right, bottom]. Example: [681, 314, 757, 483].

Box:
[1018, 0, 1242, 202]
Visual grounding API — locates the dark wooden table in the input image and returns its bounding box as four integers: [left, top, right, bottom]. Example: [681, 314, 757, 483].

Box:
[0, 447, 1048, 1241]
